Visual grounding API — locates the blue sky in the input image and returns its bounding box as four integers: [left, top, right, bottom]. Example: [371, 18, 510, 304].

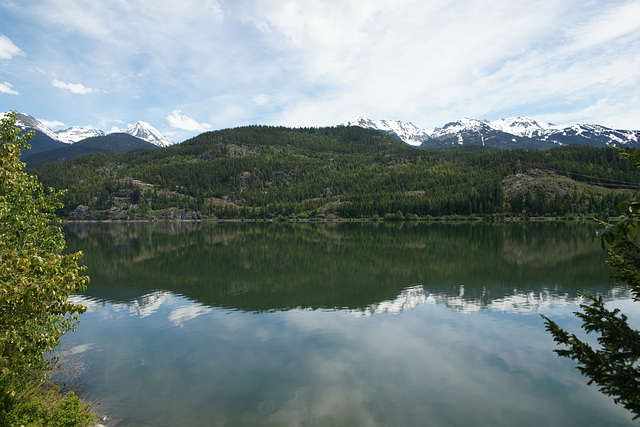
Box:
[1, 0, 639, 143]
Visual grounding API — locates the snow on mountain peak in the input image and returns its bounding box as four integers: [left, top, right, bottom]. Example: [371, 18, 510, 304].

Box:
[453, 118, 484, 129]
[431, 117, 489, 137]
[488, 117, 560, 138]
[55, 126, 106, 144]
[343, 117, 430, 146]
[13, 112, 60, 141]
[122, 121, 174, 147]
[346, 115, 640, 149]
[5, 112, 174, 147]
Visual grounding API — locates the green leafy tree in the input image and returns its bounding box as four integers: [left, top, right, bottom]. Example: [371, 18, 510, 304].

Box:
[0, 112, 89, 413]
[542, 149, 640, 419]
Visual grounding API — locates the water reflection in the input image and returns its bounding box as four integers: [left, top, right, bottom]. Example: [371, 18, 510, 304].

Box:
[71, 281, 632, 321]
[65, 221, 625, 314]
[62, 222, 637, 426]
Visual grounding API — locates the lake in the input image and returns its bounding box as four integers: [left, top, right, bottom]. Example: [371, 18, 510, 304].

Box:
[61, 221, 637, 426]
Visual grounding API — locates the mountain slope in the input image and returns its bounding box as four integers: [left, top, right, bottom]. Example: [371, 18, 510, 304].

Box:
[23, 133, 158, 169]
[29, 125, 640, 221]
[8, 112, 67, 154]
[19, 129, 67, 155]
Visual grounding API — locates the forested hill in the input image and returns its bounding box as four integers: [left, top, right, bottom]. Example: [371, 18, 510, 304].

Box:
[30, 125, 640, 221]
[180, 125, 402, 153]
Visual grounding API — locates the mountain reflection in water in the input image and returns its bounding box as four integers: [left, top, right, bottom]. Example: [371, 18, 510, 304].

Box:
[65, 221, 625, 314]
[62, 222, 637, 427]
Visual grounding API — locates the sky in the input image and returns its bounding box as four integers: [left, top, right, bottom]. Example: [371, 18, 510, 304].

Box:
[1, 0, 639, 143]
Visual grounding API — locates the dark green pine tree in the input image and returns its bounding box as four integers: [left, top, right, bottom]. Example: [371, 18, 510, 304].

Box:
[542, 149, 640, 419]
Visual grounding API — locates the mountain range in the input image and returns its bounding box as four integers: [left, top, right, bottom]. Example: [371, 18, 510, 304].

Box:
[344, 117, 640, 149]
[7, 112, 640, 158]
[10, 112, 173, 149]
[3, 112, 174, 168]
[22, 133, 159, 169]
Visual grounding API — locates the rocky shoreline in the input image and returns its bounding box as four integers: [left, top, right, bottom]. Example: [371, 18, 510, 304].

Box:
[67, 204, 207, 221]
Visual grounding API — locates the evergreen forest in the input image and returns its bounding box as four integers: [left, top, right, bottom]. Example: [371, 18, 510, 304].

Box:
[30, 125, 640, 221]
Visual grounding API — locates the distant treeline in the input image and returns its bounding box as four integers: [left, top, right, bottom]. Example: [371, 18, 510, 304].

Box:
[30, 125, 640, 220]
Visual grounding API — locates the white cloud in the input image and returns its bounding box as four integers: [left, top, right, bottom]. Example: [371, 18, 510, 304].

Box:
[52, 79, 98, 95]
[203, 0, 224, 21]
[536, 96, 640, 130]
[0, 81, 19, 95]
[3, 0, 639, 132]
[97, 118, 125, 133]
[255, 0, 640, 130]
[168, 304, 213, 327]
[244, 0, 578, 127]
[166, 109, 212, 132]
[253, 94, 269, 106]
[0, 35, 23, 60]
[568, 1, 640, 50]
[28, 1, 224, 48]
[38, 118, 65, 128]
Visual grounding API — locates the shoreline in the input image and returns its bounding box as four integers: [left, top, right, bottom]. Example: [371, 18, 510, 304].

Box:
[62, 215, 601, 224]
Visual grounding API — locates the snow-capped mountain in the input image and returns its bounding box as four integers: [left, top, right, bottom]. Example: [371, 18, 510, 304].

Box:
[12, 112, 60, 141]
[345, 116, 640, 150]
[124, 121, 174, 147]
[426, 117, 561, 149]
[55, 126, 106, 143]
[429, 117, 493, 144]
[430, 117, 489, 137]
[489, 117, 561, 138]
[9, 112, 174, 147]
[343, 117, 430, 146]
[542, 123, 640, 147]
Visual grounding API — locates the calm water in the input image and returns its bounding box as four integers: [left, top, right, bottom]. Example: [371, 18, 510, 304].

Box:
[61, 222, 637, 426]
